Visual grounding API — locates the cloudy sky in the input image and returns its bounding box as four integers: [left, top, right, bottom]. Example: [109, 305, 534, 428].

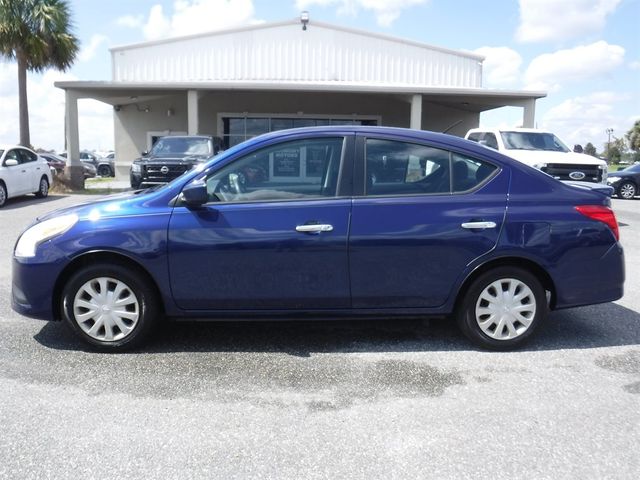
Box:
[0, 0, 638, 152]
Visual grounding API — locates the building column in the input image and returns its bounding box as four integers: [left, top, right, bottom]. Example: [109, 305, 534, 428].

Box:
[522, 99, 536, 128]
[187, 90, 200, 135]
[410, 94, 422, 130]
[64, 89, 84, 190]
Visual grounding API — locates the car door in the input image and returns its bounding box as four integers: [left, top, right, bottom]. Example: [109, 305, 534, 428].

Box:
[17, 148, 44, 191]
[2, 149, 30, 196]
[349, 135, 508, 308]
[167, 134, 354, 310]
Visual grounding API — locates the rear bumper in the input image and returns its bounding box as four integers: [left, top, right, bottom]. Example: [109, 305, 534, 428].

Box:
[553, 242, 625, 309]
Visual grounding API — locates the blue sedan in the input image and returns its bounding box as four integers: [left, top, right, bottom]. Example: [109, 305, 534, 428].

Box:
[11, 127, 624, 351]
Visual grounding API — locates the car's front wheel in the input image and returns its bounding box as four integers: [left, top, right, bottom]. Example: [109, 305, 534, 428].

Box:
[456, 266, 547, 350]
[617, 181, 637, 199]
[61, 263, 159, 351]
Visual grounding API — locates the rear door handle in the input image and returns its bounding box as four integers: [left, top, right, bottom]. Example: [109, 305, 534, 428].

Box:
[461, 221, 497, 230]
[296, 224, 334, 233]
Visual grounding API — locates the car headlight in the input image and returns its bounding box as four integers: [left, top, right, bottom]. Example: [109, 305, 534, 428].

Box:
[533, 162, 548, 170]
[131, 163, 141, 173]
[607, 177, 622, 184]
[15, 214, 78, 258]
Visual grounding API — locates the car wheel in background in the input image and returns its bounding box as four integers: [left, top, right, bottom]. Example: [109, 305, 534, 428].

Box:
[618, 181, 637, 199]
[61, 263, 159, 351]
[0, 182, 6, 207]
[456, 266, 547, 350]
[34, 176, 49, 198]
[98, 165, 112, 177]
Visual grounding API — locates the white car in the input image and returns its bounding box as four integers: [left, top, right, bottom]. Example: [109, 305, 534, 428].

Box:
[465, 128, 608, 184]
[0, 145, 53, 207]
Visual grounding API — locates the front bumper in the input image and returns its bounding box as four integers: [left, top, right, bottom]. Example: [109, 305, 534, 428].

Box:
[11, 257, 66, 321]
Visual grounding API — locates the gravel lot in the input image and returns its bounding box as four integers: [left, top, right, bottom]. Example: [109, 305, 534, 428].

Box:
[1, 193, 638, 479]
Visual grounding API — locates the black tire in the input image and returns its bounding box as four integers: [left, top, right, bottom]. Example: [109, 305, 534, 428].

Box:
[617, 181, 636, 199]
[98, 165, 112, 177]
[34, 176, 49, 198]
[61, 263, 160, 351]
[456, 266, 547, 350]
[0, 182, 6, 207]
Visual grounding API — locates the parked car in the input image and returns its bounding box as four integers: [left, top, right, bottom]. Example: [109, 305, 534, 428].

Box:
[607, 164, 640, 199]
[130, 135, 223, 188]
[12, 127, 624, 351]
[41, 153, 97, 179]
[0, 145, 52, 207]
[60, 150, 114, 177]
[465, 128, 608, 184]
[39, 152, 66, 176]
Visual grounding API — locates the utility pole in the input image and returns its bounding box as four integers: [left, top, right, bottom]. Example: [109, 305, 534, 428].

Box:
[606, 128, 614, 163]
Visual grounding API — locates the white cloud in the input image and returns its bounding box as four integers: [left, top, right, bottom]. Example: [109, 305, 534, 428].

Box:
[78, 34, 109, 62]
[295, 0, 427, 27]
[0, 62, 113, 151]
[474, 47, 523, 88]
[525, 41, 625, 91]
[541, 91, 628, 148]
[630, 60, 640, 70]
[516, 0, 621, 43]
[141, 0, 258, 40]
[116, 14, 145, 29]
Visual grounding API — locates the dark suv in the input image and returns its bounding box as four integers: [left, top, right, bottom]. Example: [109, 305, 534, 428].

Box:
[130, 135, 223, 188]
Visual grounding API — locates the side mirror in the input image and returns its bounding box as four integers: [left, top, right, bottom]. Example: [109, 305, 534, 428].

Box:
[573, 144, 584, 153]
[4, 159, 19, 167]
[141, 150, 149, 156]
[180, 181, 209, 207]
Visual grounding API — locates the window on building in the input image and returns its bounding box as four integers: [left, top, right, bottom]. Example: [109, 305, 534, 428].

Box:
[222, 116, 378, 148]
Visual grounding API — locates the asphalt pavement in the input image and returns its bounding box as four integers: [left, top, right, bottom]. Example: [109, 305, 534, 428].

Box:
[0, 192, 638, 479]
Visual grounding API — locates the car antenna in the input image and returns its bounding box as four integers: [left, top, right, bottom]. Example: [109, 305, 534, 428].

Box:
[442, 120, 463, 134]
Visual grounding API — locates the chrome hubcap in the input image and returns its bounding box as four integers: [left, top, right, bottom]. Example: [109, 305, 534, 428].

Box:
[620, 183, 635, 198]
[475, 278, 536, 340]
[73, 277, 140, 342]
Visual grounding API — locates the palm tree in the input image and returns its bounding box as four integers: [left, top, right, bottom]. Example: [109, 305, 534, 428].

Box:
[0, 0, 79, 147]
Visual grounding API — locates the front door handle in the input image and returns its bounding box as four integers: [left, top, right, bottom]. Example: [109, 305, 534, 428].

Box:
[296, 224, 334, 233]
[461, 221, 497, 230]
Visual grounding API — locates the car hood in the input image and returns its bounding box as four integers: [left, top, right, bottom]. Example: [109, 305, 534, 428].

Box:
[505, 150, 606, 166]
[607, 170, 635, 178]
[36, 190, 161, 223]
[135, 153, 210, 164]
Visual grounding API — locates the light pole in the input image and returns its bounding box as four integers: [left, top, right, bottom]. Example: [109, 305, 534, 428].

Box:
[606, 128, 614, 163]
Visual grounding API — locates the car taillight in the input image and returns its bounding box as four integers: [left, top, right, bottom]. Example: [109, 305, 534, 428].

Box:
[575, 205, 619, 241]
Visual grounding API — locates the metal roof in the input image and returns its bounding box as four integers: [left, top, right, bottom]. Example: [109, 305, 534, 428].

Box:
[109, 19, 485, 88]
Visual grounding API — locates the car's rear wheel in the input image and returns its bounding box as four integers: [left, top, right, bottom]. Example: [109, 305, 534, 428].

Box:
[456, 266, 547, 350]
[61, 263, 159, 351]
[618, 181, 636, 199]
[98, 165, 112, 177]
[34, 176, 49, 198]
[0, 182, 6, 207]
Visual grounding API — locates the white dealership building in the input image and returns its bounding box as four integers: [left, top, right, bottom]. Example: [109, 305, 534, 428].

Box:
[55, 17, 545, 176]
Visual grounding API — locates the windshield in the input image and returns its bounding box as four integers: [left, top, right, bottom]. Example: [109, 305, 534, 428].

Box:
[501, 132, 570, 152]
[620, 164, 640, 173]
[150, 137, 211, 156]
